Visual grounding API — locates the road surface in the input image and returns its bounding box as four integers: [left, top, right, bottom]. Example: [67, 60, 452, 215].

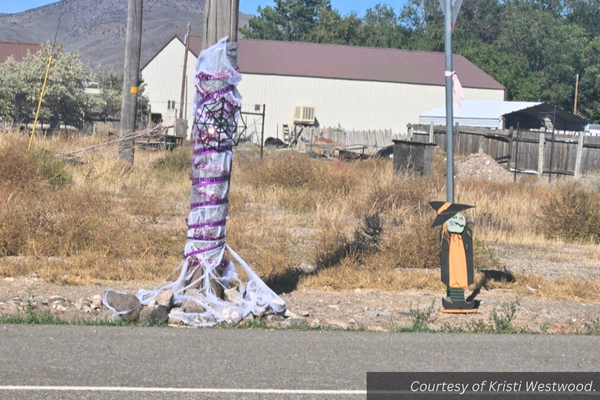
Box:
[1, 325, 598, 399]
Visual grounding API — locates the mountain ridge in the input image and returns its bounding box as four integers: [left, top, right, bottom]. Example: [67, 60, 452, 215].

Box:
[0, 0, 252, 70]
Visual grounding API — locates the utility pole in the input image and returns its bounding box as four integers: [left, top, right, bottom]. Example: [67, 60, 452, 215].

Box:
[574, 73, 579, 115]
[118, 0, 143, 167]
[202, 0, 240, 55]
[179, 23, 191, 120]
[444, 0, 454, 203]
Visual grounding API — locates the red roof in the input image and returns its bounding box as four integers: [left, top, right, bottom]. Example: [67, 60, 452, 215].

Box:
[177, 36, 504, 90]
[0, 41, 41, 64]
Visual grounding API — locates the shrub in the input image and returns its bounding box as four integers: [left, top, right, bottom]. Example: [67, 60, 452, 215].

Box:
[152, 146, 192, 174]
[539, 183, 600, 243]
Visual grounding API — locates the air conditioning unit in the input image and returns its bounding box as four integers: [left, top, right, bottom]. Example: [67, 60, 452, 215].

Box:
[293, 105, 316, 125]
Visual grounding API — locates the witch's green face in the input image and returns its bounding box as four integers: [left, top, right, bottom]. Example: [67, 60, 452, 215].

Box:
[446, 213, 466, 233]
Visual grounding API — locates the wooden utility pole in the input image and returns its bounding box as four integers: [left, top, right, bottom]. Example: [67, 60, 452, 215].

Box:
[202, 0, 240, 54]
[574, 73, 580, 114]
[118, 0, 143, 167]
[179, 23, 191, 120]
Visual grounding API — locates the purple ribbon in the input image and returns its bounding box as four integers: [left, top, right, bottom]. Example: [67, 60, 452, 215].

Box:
[187, 234, 226, 241]
[196, 71, 234, 81]
[191, 174, 230, 186]
[193, 145, 233, 156]
[196, 85, 234, 108]
[188, 219, 227, 229]
[191, 198, 228, 209]
[184, 243, 225, 258]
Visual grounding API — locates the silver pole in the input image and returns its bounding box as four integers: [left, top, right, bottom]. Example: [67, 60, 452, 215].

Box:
[445, 0, 454, 203]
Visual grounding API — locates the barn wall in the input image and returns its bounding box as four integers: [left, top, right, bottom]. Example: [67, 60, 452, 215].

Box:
[142, 39, 197, 136]
[143, 42, 505, 140]
[238, 74, 505, 141]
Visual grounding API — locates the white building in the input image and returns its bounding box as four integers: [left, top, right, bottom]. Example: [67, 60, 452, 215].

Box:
[420, 101, 588, 132]
[142, 36, 506, 139]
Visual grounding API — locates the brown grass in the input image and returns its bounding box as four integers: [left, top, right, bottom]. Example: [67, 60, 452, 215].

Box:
[1, 131, 599, 301]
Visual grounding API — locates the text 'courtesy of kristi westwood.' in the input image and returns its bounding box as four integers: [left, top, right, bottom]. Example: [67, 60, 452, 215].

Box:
[367, 372, 600, 399]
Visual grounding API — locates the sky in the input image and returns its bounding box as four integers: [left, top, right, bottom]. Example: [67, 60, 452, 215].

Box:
[0, 0, 407, 16]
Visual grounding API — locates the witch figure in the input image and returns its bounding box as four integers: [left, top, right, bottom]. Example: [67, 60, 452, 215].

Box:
[430, 201, 479, 313]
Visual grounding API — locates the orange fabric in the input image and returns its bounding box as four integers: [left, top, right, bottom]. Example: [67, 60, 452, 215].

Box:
[437, 202, 451, 215]
[448, 233, 468, 289]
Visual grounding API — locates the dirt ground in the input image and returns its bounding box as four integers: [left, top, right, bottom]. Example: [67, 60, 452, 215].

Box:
[1, 150, 599, 334]
[1, 261, 599, 335]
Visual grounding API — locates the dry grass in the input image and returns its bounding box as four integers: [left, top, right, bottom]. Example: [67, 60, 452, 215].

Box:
[1, 131, 599, 302]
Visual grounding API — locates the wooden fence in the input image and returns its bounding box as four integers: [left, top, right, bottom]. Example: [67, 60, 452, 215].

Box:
[408, 123, 600, 177]
[297, 127, 404, 152]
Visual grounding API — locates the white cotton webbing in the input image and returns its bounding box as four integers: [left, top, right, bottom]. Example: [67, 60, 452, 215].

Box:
[103, 38, 285, 326]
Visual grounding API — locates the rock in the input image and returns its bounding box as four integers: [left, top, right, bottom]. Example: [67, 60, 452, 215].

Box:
[83, 306, 92, 313]
[104, 291, 141, 322]
[287, 317, 308, 328]
[310, 318, 321, 328]
[147, 300, 158, 309]
[74, 303, 82, 311]
[325, 320, 349, 330]
[265, 314, 285, 324]
[139, 306, 169, 325]
[30, 273, 38, 279]
[91, 295, 102, 307]
[183, 300, 205, 314]
[184, 289, 199, 297]
[300, 310, 310, 317]
[224, 288, 241, 306]
[168, 307, 183, 325]
[186, 268, 224, 299]
[97, 309, 121, 323]
[49, 296, 66, 303]
[222, 306, 242, 324]
[156, 290, 173, 309]
[79, 299, 92, 307]
[3, 277, 14, 282]
[284, 310, 300, 318]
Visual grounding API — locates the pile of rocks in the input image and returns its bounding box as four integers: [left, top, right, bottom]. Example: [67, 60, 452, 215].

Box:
[103, 288, 282, 326]
[456, 153, 513, 183]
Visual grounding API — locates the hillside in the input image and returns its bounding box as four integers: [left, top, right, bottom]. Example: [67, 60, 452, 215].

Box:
[0, 0, 251, 69]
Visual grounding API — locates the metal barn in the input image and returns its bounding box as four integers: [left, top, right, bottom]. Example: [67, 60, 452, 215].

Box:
[142, 36, 506, 139]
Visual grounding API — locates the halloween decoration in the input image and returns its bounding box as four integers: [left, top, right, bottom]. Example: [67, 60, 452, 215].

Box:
[104, 37, 286, 326]
[430, 201, 478, 313]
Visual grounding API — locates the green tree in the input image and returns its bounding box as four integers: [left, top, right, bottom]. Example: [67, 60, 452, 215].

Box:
[496, 6, 586, 111]
[0, 44, 93, 127]
[308, 9, 365, 45]
[240, 0, 332, 41]
[362, 4, 407, 48]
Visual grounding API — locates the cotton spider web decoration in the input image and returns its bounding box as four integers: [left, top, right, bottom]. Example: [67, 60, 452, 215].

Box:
[192, 97, 242, 150]
[103, 37, 286, 327]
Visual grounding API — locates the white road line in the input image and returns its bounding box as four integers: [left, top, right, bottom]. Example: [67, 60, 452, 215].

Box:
[0, 386, 366, 395]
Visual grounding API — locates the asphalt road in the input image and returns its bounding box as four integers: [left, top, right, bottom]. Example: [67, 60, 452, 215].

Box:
[1, 325, 599, 399]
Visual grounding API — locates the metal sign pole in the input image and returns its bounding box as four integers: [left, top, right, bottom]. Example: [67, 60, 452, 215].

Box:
[445, 0, 454, 203]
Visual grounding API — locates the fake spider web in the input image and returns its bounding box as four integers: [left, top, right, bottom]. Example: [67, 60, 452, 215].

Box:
[104, 37, 286, 326]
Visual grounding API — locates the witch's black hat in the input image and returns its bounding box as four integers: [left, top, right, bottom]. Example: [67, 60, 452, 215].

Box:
[429, 201, 474, 227]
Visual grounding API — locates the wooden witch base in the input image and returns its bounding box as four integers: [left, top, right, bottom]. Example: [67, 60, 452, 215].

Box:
[441, 308, 478, 314]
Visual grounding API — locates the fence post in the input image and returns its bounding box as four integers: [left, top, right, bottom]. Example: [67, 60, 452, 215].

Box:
[574, 132, 584, 179]
[513, 123, 520, 183]
[429, 122, 434, 143]
[507, 127, 514, 172]
[407, 124, 413, 140]
[455, 122, 460, 154]
[538, 132, 545, 176]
